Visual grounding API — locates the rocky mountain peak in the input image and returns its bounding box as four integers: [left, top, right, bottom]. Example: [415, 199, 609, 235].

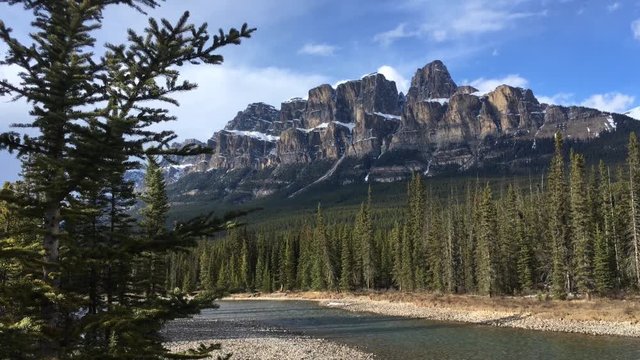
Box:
[224, 102, 280, 134]
[407, 60, 458, 101]
[160, 59, 639, 203]
[304, 84, 336, 128]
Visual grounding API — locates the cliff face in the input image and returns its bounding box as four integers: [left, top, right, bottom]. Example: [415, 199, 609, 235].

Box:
[163, 60, 637, 202]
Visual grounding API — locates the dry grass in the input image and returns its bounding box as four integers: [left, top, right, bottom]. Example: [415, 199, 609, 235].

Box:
[231, 291, 640, 323]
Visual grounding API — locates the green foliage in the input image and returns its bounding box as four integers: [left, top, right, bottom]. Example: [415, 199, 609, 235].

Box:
[570, 151, 594, 294]
[0, 1, 254, 358]
[548, 135, 570, 299]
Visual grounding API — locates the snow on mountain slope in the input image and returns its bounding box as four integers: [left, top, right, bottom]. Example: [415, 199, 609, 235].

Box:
[625, 106, 640, 121]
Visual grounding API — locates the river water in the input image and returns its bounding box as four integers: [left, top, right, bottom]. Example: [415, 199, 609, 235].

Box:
[192, 300, 640, 359]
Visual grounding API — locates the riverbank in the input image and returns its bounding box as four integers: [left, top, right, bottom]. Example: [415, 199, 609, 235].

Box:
[162, 306, 374, 359]
[227, 291, 640, 337]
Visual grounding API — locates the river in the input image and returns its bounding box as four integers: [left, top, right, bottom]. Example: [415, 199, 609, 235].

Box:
[168, 299, 640, 359]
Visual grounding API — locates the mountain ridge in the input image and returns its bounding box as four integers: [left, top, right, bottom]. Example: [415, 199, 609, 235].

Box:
[147, 60, 639, 204]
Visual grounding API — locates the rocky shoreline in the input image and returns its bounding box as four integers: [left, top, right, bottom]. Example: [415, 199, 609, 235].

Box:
[229, 292, 640, 338]
[162, 309, 374, 359]
[165, 338, 374, 360]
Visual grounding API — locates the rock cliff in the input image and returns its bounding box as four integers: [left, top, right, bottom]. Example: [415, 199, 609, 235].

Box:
[162, 60, 638, 203]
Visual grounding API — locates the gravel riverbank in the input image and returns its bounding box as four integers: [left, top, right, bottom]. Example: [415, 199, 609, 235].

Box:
[229, 292, 640, 338]
[162, 310, 374, 359]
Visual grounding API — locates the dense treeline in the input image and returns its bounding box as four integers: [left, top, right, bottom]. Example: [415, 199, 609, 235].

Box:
[174, 134, 640, 298]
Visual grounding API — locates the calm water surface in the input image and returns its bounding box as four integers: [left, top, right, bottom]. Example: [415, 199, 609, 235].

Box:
[201, 300, 640, 360]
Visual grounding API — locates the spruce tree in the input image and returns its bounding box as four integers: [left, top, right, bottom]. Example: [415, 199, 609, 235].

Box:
[339, 229, 354, 291]
[628, 133, 640, 288]
[426, 205, 444, 291]
[400, 223, 415, 291]
[282, 233, 296, 291]
[138, 157, 170, 296]
[593, 227, 614, 294]
[548, 134, 570, 298]
[240, 238, 251, 291]
[357, 187, 375, 289]
[476, 184, 499, 296]
[599, 161, 622, 288]
[390, 222, 404, 290]
[570, 151, 594, 295]
[0, 2, 254, 357]
[407, 173, 426, 289]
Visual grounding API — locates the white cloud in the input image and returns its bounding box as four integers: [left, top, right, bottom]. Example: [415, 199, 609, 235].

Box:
[537, 93, 575, 105]
[632, 19, 640, 40]
[607, 2, 620, 12]
[376, 1, 547, 46]
[298, 43, 337, 56]
[468, 74, 529, 95]
[580, 92, 635, 113]
[373, 23, 418, 46]
[450, 6, 544, 36]
[431, 30, 448, 42]
[168, 65, 328, 140]
[536, 91, 636, 113]
[377, 65, 410, 94]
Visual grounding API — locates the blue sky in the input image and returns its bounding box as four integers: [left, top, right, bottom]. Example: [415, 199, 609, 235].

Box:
[1, 0, 640, 182]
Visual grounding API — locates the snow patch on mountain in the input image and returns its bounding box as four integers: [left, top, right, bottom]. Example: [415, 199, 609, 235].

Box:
[223, 130, 280, 142]
[425, 98, 449, 105]
[605, 115, 616, 131]
[334, 121, 356, 132]
[373, 112, 401, 121]
[625, 106, 640, 121]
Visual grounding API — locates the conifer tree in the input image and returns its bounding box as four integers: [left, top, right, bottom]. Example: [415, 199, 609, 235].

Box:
[282, 233, 296, 291]
[357, 187, 375, 289]
[296, 224, 313, 289]
[407, 173, 426, 289]
[240, 238, 251, 290]
[0, 1, 254, 357]
[199, 246, 214, 291]
[628, 133, 640, 288]
[390, 222, 404, 290]
[462, 184, 477, 293]
[599, 161, 622, 288]
[548, 134, 570, 298]
[593, 227, 614, 294]
[570, 151, 594, 295]
[613, 166, 632, 287]
[426, 205, 444, 291]
[339, 229, 354, 291]
[476, 184, 499, 296]
[138, 157, 170, 296]
[312, 204, 334, 290]
[400, 223, 415, 291]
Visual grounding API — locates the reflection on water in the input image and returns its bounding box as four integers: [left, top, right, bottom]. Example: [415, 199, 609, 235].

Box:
[193, 300, 640, 360]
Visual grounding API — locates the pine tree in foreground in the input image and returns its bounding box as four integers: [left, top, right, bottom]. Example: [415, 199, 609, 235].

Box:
[0, 1, 254, 358]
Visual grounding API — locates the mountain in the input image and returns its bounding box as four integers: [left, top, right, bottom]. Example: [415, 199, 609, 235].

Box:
[157, 60, 639, 206]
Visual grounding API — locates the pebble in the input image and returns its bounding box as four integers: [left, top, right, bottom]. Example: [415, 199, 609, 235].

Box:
[163, 313, 374, 359]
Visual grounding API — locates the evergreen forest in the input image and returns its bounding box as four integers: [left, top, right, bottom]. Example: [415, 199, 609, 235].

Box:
[174, 135, 640, 300]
